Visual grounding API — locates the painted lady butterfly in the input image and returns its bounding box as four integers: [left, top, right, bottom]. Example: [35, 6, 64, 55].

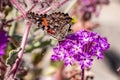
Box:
[27, 12, 73, 40]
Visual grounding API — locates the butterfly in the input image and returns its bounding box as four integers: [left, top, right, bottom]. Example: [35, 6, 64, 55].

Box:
[26, 12, 73, 40]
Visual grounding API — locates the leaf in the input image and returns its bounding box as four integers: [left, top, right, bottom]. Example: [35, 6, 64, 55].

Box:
[9, 35, 22, 49]
[6, 48, 21, 66]
[9, 36, 20, 48]
[32, 48, 47, 65]
[39, 40, 51, 48]
[25, 40, 51, 53]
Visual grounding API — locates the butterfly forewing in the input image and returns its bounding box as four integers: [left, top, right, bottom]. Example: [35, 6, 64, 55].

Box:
[27, 12, 73, 40]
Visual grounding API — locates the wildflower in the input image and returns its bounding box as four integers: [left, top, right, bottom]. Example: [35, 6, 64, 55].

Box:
[78, 53, 93, 69]
[0, 30, 8, 56]
[79, 0, 109, 17]
[51, 30, 110, 69]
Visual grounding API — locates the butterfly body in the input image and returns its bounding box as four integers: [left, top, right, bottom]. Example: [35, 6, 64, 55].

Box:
[27, 12, 73, 40]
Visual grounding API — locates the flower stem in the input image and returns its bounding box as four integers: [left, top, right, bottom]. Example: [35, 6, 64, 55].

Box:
[0, 58, 6, 71]
[13, 3, 37, 22]
[11, 0, 27, 19]
[38, 0, 69, 14]
[81, 68, 85, 80]
[13, 22, 31, 75]
[58, 0, 69, 7]
[5, 22, 32, 80]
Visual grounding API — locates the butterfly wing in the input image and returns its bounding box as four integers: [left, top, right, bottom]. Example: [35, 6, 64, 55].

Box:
[46, 12, 73, 40]
[27, 12, 73, 41]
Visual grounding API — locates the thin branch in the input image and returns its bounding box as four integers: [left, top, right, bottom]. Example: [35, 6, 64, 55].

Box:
[5, 22, 32, 79]
[38, 0, 70, 14]
[11, 0, 27, 19]
[11, 3, 37, 22]
[81, 68, 85, 80]
[0, 58, 7, 69]
[27, 3, 37, 12]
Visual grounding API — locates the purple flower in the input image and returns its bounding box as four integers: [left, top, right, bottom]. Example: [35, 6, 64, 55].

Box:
[64, 54, 75, 66]
[82, 0, 98, 4]
[70, 41, 82, 54]
[51, 30, 110, 69]
[78, 53, 93, 69]
[79, 0, 109, 16]
[77, 30, 94, 43]
[98, 37, 110, 50]
[52, 46, 66, 61]
[0, 30, 8, 56]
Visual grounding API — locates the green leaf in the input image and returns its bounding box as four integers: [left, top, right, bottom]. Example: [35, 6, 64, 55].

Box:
[39, 40, 51, 48]
[6, 48, 21, 66]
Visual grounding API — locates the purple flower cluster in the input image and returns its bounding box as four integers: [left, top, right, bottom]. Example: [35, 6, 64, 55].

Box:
[79, 0, 109, 16]
[51, 30, 110, 69]
[0, 30, 8, 56]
